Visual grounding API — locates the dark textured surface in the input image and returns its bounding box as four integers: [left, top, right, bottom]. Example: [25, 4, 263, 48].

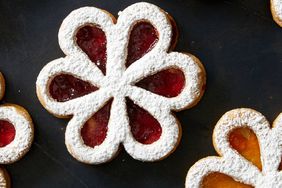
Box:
[0, 0, 281, 187]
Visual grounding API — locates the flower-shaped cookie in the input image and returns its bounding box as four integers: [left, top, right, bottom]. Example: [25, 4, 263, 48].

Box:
[186, 108, 282, 188]
[0, 72, 34, 187]
[36, 2, 205, 164]
[271, 0, 282, 27]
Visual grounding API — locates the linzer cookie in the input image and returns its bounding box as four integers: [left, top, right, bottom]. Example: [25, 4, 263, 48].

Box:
[271, 0, 282, 26]
[0, 73, 34, 188]
[36, 2, 206, 164]
[186, 108, 282, 188]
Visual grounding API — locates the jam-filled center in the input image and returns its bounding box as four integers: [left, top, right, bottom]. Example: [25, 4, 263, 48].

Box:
[0, 120, 15, 147]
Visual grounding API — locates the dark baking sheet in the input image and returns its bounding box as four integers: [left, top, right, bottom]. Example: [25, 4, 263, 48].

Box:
[0, 0, 281, 187]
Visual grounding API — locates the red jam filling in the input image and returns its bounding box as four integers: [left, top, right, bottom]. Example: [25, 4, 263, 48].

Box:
[126, 22, 159, 67]
[136, 68, 185, 98]
[126, 98, 162, 144]
[229, 127, 262, 170]
[55, 21, 181, 146]
[0, 120, 15, 147]
[81, 100, 112, 147]
[76, 25, 107, 74]
[202, 172, 253, 188]
[49, 74, 98, 102]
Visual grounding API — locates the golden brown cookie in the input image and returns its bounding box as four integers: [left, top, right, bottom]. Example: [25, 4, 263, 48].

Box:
[36, 2, 206, 164]
[186, 108, 282, 188]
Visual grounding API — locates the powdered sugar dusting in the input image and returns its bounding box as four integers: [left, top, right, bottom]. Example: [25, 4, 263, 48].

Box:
[0, 106, 34, 164]
[36, 2, 206, 164]
[186, 108, 282, 188]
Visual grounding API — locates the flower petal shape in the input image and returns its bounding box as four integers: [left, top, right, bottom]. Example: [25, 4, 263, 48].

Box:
[36, 2, 206, 164]
[186, 108, 282, 188]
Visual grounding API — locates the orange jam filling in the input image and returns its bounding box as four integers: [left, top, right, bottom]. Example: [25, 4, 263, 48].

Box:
[229, 127, 262, 170]
[202, 172, 253, 188]
[202, 127, 261, 187]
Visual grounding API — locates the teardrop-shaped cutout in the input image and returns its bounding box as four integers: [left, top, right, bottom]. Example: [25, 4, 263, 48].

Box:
[81, 99, 113, 148]
[136, 68, 185, 98]
[202, 172, 253, 188]
[0, 120, 15, 147]
[76, 25, 107, 74]
[49, 74, 98, 102]
[126, 22, 159, 68]
[126, 98, 162, 144]
[229, 127, 262, 170]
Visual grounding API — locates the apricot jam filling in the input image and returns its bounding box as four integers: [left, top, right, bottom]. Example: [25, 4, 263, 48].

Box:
[202, 172, 253, 188]
[229, 127, 262, 170]
[202, 127, 261, 187]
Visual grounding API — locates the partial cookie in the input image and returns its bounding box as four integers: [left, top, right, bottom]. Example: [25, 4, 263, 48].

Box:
[0, 73, 5, 101]
[186, 108, 282, 188]
[0, 72, 34, 187]
[271, 0, 282, 27]
[36, 2, 206, 164]
[0, 104, 34, 164]
[0, 168, 10, 188]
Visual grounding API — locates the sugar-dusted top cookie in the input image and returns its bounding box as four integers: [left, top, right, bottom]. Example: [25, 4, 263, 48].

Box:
[0, 73, 34, 188]
[36, 2, 206, 164]
[186, 108, 282, 188]
[271, 0, 282, 26]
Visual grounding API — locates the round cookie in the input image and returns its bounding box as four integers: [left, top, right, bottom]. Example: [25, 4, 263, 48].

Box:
[185, 108, 282, 188]
[36, 2, 206, 164]
[0, 104, 34, 164]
